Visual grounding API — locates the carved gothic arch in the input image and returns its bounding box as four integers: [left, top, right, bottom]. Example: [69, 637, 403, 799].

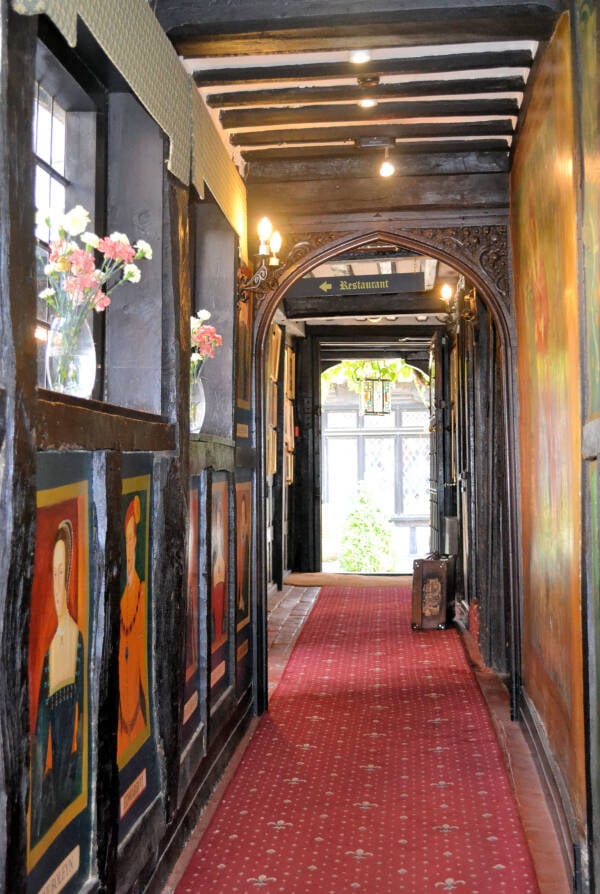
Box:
[251, 224, 521, 716]
[254, 225, 513, 355]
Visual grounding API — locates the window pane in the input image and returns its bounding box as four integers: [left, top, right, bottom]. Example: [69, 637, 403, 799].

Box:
[363, 412, 392, 429]
[326, 437, 358, 515]
[50, 103, 66, 176]
[402, 410, 429, 429]
[35, 165, 51, 241]
[35, 85, 53, 163]
[402, 436, 430, 514]
[327, 411, 357, 429]
[49, 178, 66, 229]
[364, 437, 395, 518]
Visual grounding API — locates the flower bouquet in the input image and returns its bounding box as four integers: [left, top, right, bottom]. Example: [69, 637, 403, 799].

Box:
[190, 310, 223, 431]
[37, 204, 152, 398]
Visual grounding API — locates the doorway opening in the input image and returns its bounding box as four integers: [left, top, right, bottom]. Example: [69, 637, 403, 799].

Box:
[321, 358, 431, 574]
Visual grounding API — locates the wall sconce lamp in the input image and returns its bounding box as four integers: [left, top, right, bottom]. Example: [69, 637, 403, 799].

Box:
[257, 216, 282, 266]
[379, 147, 395, 177]
[438, 280, 477, 328]
[239, 217, 284, 302]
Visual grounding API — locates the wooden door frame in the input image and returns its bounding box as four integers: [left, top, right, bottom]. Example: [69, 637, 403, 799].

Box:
[251, 225, 518, 714]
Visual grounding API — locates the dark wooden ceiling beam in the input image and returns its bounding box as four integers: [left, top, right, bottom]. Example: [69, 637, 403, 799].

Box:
[193, 50, 533, 87]
[247, 171, 509, 215]
[245, 149, 509, 182]
[156, 2, 559, 54]
[284, 294, 447, 317]
[231, 119, 514, 147]
[206, 76, 526, 109]
[241, 138, 509, 160]
[221, 97, 519, 129]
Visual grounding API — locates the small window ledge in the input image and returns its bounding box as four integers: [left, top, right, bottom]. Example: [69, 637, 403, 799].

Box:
[36, 389, 175, 452]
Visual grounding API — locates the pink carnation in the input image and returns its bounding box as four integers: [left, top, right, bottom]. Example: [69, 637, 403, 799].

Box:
[93, 292, 111, 311]
[69, 248, 96, 276]
[98, 236, 136, 263]
[49, 239, 67, 262]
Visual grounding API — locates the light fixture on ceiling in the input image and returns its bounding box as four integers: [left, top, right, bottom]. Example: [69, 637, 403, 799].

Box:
[357, 73, 380, 88]
[350, 49, 371, 64]
[359, 97, 378, 109]
[367, 315, 382, 323]
[359, 377, 392, 416]
[379, 147, 395, 177]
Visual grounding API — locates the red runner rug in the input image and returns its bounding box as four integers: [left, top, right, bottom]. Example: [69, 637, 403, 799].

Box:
[176, 587, 539, 893]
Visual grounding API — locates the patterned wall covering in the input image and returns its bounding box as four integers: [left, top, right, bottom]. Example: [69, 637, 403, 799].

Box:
[192, 91, 248, 261]
[511, 13, 586, 832]
[12, 0, 248, 256]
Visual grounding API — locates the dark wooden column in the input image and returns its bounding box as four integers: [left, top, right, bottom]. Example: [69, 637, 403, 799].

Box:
[0, 6, 38, 892]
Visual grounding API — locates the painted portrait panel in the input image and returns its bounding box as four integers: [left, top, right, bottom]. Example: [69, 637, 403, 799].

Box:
[181, 481, 204, 753]
[236, 296, 252, 410]
[210, 475, 230, 700]
[117, 476, 151, 770]
[27, 453, 92, 892]
[118, 458, 161, 841]
[210, 478, 229, 652]
[235, 480, 252, 632]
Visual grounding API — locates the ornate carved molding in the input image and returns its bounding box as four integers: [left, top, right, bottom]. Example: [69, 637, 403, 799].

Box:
[241, 223, 511, 324]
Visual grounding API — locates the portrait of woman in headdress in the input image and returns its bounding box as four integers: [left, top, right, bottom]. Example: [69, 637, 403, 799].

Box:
[117, 494, 149, 765]
[30, 518, 84, 846]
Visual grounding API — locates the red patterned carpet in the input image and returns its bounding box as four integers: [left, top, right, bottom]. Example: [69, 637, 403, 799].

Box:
[176, 586, 539, 893]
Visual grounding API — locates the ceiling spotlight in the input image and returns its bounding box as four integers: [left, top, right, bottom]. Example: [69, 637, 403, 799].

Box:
[416, 314, 429, 322]
[350, 49, 371, 64]
[357, 74, 380, 88]
[379, 147, 395, 178]
[359, 97, 378, 109]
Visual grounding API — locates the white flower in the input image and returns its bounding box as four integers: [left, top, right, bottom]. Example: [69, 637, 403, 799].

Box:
[44, 262, 61, 275]
[39, 287, 55, 299]
[191, 351, 201, 362]
[62, 205, 90, 236]
[109, 231, 131, 244]
[190, 316, 201, 330]
[196, 308, 211, 321]
[81, 231, 100, 248]
[134, 239, 152, 259]
[123, 263, 141, 283]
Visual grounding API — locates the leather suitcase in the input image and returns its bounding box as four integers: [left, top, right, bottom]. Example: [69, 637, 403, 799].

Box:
[411, 555, 454, 630]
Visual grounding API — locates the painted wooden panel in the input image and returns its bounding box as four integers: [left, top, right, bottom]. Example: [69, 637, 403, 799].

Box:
[118, 455, 161, 842]
[511, 13, 586, 830]
[210, 474, 231, 705]
[27, 453, 93, 893]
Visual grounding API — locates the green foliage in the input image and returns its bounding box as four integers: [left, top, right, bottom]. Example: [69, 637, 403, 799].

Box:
[321, 358, 429, 405]
[339, 485, 394, 573]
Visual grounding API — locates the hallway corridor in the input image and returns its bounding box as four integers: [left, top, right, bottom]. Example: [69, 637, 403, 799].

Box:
[166, 583, 569, 894]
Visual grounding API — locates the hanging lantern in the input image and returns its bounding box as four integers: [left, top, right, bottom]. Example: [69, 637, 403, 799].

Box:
[359, 378, 392, 415]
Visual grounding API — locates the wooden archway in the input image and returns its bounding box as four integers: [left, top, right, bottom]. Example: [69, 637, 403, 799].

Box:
[249, 224, 520, 716]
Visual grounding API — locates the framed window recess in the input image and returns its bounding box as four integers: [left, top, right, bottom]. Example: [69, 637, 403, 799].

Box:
[33, 34, 105, 398]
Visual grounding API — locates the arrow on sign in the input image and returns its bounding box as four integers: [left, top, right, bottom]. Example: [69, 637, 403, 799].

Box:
[319, 281, 332, 293]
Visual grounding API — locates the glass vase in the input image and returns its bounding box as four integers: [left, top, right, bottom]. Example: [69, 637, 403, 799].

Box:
[45, 315, 97, 399]
[190, 374, 206, 433]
